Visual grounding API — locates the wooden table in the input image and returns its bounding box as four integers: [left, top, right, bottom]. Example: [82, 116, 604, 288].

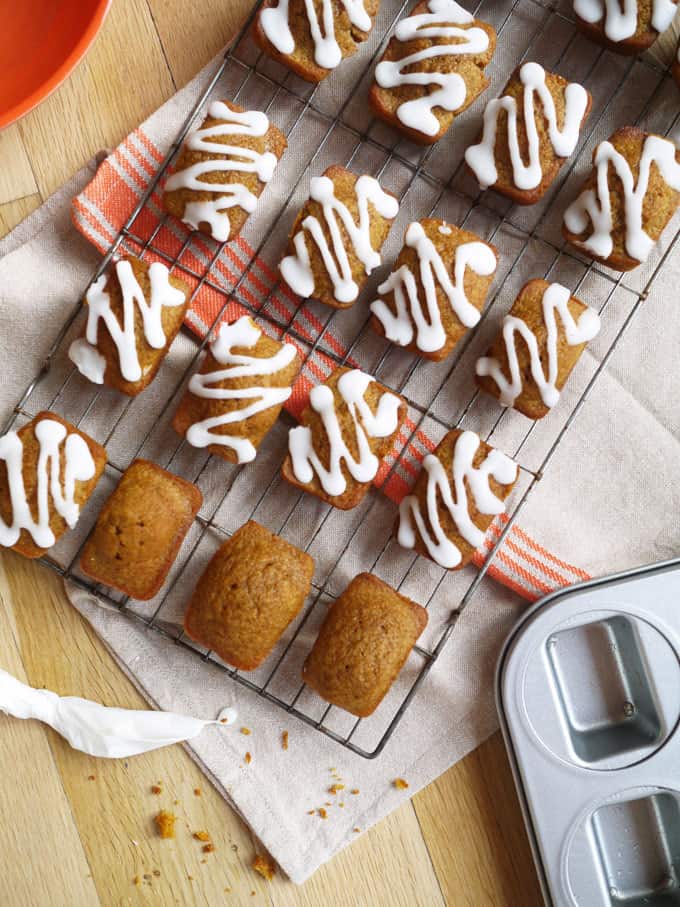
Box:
[0, 2, 550, 903]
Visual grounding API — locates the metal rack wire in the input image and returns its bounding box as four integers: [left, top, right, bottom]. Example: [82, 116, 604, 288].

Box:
[6, 0, 680, 757]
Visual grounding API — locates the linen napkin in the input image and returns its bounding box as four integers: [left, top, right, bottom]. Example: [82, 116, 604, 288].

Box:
[3, 0, 680, 883]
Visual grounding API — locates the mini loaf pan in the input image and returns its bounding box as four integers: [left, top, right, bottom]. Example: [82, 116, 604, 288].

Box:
[496, 558, 680, 907]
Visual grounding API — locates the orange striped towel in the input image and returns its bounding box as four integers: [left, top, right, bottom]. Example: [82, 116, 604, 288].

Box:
[71, 127, 589, 602]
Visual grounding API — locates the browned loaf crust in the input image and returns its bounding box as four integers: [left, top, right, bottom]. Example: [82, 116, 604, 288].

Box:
[371, 218, 498, 361]
[280, 165, 397, 309]
[0, 412, 106, 560]
[469, 66, 592, 205]
[281, 366, 407, 510]
[562, 126, 680, 271]
[575, 0, 678, 54]
[252, 0, 380, 83]
[75, 257, 190, 396]
[302, 573, 428, 717]
[400, 428, 516, 569]
[163, 100, 287, 242]
[369, 1, 496, 145]
[183, 521, 314, 671]
[476, 279, 594, 420]
[172, 318, 302, 463]
[80, 459, 202, 600]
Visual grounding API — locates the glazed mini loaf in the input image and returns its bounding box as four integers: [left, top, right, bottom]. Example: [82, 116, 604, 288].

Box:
[302, 573, 428, 717]
[563, 126, 680, 271]
[0, 412, 106, 559]
[369, 0, 496, 144]
[476, 280, 601, 419]
[398, 428, 517, 570]
[184, 521, 314, 671]
[253, 0, 379, 82]
[465, 62, 591, 205]
[68, 258, 190, 396]
[279, 165, 399, 308]
[80, 460, 202, 600]
[172, 316, 301, 464]
[282, 366, 407, 509]
[573, 0, 677, 54]
[370, 218, 497, 361]
[164, 101, 287, 243]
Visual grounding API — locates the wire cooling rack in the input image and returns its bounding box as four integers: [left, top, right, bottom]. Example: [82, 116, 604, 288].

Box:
[5, 0, 680, 757]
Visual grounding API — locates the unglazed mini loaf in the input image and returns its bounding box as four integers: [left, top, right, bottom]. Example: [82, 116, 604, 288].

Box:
[282, 366, 407, 509]
[476, 280, 601, 419]
[465, 62, 591, 205]
[369, 0, 496, 144]
[562, 126, 680, 271]
[68, 258, 189, 396]
[184, 521, 314, 671]
[253, 0, 380, 82]
[279, 165, 399, 308]
[302, 573, 428, 717]
[80, 460, 202, 600]
[398, 429, 517, 570]
[164, 101, 287, 243]
[370, 218, 497, 361]
[0, 412, 106, 559]
[573, 0, 677, 54]
[172, 316, 301, 464]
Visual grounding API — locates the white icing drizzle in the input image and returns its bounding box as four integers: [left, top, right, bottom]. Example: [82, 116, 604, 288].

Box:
[280, 174, 399, 304]
[69, 261, 187, 385]
[398, 430, 517, 569]
[259, 0, 372, 71]
[288, 368, 402, 497]
[184, 316, 297, 464]
[465, 62, 588, 192]
[563, 133, 680, 264]
[0, 419, 96, 550]
[475, 282, 601, 409]
[165, 103, 278, 242]
[573, 0, 677, 43]
[370, 222, 497, 354]
[374, 0, 491, 139]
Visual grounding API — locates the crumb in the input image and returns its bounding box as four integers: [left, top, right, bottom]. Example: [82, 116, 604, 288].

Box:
[203, 843, 215, 854]
[282, 730, 289, 750]
[87, 774, 96, 781]
[393, 778, 409, 790]
[231, 843, 239, 853]
[188, 875, 194, 881]
[324, 801, 331, 807]
[173, 799, 180, 806]
[339, 803, 345, 808]
[131, 840, 139, 847]
[224, 888, 231, 893]
[244, 752, 252, 764]
[220, 717, 228, 724]
[151, 784, 162, 795]
[143, 874, 151, 881]
[353, 827, 361, 833]
[153, 870, 160, 877]
[307, 809, 315, 815]
[200, 859, 207, 865]
[154, 810, 176, 839]
[240, 727, 251, 736]
[193, 788, 201, 797]
[252, 853, 276, 881]
[251, 891, 256, 897]
[350, 788, 360, 795]
[193, 831, 211, 842]
[328, 784, 345, 794]
[133, 875, 140, 886]
[318, 808, 328, 819]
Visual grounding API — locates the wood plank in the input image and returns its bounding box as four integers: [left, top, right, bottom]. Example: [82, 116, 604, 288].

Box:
[0, 193, 42, 236]
[0, 124, 38, 205]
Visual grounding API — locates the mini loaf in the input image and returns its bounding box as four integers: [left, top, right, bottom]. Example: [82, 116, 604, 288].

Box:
[475, 280, 601, 419]
[369, 0, 496, 144]
[397, 428, 517, 570]
[370, 218, 497, 361]
[68, 258, 190, 396]
[465, 62, 591, 205]
[282, 366, 407, 509]
[0, 411, 106, 559]
[573, 0, 677, 54]
[172, 316, 301, 464]
[183, 521, 314, 671]
[302, 573, 428, 717]
[563, 126, 680, 271]
[164, 101, 287, 243]
[279, 165, 399, 309]
[80, 460, 202, 600]
[253, 0, 380, 82]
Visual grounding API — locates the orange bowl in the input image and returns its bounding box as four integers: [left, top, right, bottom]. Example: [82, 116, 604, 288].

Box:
[0, 0, 111, 130]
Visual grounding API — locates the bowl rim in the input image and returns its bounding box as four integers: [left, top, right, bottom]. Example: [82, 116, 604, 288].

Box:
[0, 0, 113, 131]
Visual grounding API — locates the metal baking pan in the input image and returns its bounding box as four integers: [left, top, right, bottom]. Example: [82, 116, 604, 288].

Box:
[497, 557, 680, 906]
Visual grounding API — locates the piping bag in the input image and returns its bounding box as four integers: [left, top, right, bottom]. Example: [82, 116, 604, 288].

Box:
[0, 667, 237, 758]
